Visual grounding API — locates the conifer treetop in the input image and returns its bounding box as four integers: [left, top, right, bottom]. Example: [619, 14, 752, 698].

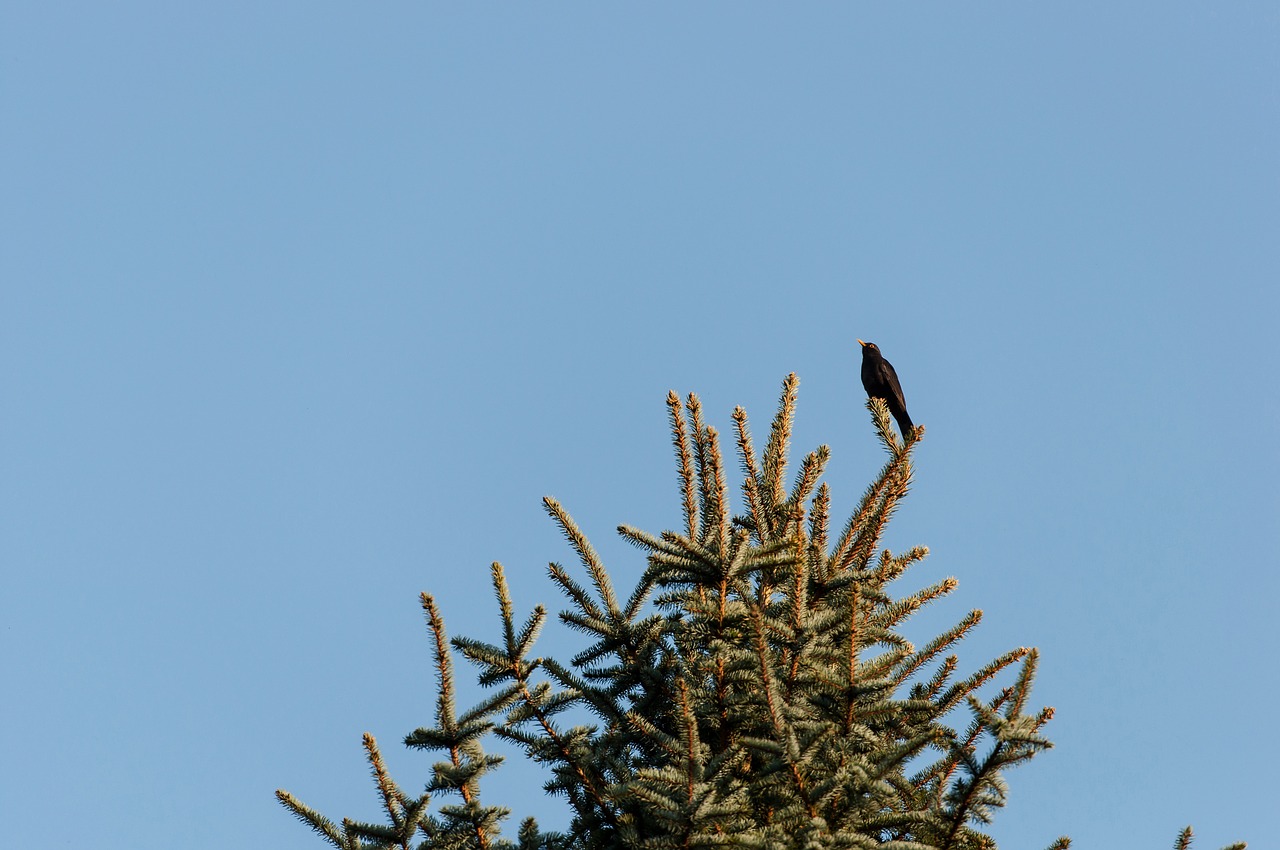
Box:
[278, 374, 1243, 850]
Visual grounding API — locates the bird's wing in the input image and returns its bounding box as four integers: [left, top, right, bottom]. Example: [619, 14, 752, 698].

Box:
[881, 362, 907, 406]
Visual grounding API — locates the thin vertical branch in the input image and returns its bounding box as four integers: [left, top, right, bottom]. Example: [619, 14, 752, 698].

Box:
[422, 593, 457, 737]
[668, 391, 699, 541]
[809, 483, 830, 581]
[845, 582, 861, 732]
[733, 406, 768, 539]
[762, 373, 799, 508]
[688, 393, 715, 545]
[704, 426, 730, 555]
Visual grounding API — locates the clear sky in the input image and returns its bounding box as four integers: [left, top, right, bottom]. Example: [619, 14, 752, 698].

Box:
[3, 4, 1276, 848]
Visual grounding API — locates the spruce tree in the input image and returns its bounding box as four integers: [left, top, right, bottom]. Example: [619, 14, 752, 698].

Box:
[278, 375, 1243, 850]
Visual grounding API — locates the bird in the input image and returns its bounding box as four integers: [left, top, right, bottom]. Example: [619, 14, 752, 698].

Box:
[858, 340, 914, 439]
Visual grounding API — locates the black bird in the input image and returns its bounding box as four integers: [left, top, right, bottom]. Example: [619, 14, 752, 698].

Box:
[858, 340, 914, 438]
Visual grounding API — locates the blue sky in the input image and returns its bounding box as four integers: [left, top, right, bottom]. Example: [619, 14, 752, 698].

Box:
[3, 4, 1276, 848]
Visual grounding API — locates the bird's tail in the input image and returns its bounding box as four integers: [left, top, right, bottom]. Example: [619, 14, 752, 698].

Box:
[895, 413, 915, 440]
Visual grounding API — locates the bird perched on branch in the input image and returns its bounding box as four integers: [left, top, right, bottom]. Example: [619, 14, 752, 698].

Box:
[858, 340, 914, 439]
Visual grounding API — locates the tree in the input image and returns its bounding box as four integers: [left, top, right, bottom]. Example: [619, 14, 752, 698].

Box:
[278, 375, 1242, 850]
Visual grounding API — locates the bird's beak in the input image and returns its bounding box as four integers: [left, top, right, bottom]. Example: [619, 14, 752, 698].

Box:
[857, 339, 866, 347]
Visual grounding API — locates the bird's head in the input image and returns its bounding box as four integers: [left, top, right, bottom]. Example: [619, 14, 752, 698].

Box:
[858, 339, 880, 355]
